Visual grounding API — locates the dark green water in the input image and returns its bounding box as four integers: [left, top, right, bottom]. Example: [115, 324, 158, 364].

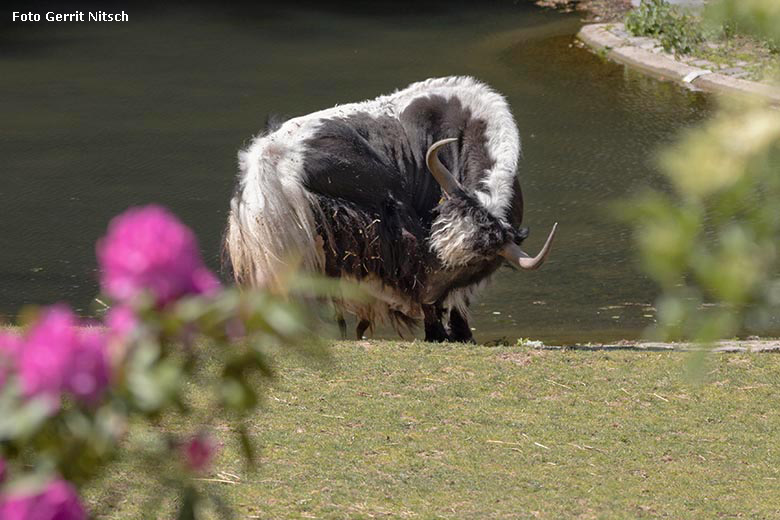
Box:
[0, 2, 713, 343]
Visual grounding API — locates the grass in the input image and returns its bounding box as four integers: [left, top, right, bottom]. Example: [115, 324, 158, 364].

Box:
[695, 35, 780, 82]
[622, 0, 779, 82]
[84, 340, 780, 518]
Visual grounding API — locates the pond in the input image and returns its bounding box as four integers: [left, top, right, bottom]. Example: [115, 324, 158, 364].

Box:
[0, 1, 714, 344]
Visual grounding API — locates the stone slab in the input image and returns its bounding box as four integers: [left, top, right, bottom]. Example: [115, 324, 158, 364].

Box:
[577, 23, 626, 51]
[542, 340, 780, 352]
[696, 73, 780, 104]
[609, 45, 701, 82]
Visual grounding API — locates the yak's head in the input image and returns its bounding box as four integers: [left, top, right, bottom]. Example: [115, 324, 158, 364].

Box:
[426, 138, 557, 273]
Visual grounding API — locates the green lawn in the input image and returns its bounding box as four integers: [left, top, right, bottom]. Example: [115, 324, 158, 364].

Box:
[85, 340, 780, 519]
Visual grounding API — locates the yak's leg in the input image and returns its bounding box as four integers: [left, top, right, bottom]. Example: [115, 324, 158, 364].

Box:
[356, 319, 371, 340]
[448, 308, 475, 344]
[423, 304, 448, 342]
[337, 314, 347, 339]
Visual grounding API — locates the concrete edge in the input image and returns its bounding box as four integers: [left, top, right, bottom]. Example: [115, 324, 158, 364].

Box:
[578, 23, 780, 105]
[541, 340, 780, 353]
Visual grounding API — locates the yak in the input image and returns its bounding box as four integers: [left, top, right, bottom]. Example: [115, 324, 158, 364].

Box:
[224, 76, 556, 343]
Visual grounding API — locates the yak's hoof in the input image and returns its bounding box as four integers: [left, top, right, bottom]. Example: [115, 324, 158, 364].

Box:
[356, 319, 371, 340]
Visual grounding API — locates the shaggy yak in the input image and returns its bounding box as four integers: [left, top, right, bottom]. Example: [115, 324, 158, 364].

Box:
[224, 76, 556, 342]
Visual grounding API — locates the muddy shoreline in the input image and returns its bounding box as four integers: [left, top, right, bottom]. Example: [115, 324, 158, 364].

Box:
[534, 0, 632, 22]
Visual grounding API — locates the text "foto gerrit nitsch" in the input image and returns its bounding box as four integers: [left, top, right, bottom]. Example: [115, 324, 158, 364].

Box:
[12, 11, 129, 22]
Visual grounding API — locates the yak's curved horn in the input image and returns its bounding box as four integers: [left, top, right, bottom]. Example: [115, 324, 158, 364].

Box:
[425, 138, 462, 196]
[500, 222, 558, 271]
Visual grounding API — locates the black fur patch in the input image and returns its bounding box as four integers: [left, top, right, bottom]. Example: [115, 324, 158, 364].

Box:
[311, 193, 432, 298]
[302, 95, 497, 220]
[399, 95, 496, 195]
[299, 92, 520, 333]
[448, 308, 474, 343]
[302, 115, 416, 212]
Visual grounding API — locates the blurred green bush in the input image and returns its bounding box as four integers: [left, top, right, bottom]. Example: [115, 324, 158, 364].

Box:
[624, 0, 780, 343]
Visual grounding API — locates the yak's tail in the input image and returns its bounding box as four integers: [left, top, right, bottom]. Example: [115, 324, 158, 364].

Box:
[223, 133, 323, 290]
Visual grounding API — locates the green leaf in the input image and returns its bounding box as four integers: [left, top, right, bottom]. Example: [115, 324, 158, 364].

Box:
[128, 357, 183, 412]
[0, 397, 54, 440]
[238, 424, 257, 472]
[176, 486, 198, 520]
[219, 375, 258, 412]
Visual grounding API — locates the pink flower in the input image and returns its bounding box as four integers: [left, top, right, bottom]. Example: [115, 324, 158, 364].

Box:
[18, 307, 77, 402]
[106, 305, 137, 343]
[0, 478, 86, 520]
[182, 433, 219, 473]
[0, 330, 21, 355]
[96, 205, 220, 307]
[66, 328, 110, 404]
[18, 306, 110, 405]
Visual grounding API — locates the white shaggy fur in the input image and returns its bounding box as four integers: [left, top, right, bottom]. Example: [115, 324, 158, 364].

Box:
[428, 211, 486, 269]
[443, 282, 487, 324]
[226, 135, 325, 289]
[227, 76, 520, 328]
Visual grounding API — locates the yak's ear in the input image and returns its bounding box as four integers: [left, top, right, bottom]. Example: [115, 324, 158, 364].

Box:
[513, 226, 529, 244]
[426, 138, 462, 196]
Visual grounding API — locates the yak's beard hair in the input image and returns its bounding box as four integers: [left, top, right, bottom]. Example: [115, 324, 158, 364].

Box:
[428, 192, 510, 270]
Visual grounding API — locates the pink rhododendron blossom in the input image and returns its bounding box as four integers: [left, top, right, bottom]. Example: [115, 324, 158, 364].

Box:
[182, 433, 219, 473]
[106, 305, 137, 344]
[96, 205, 220, 306]
[18, 307, 77, 402]
[18, 306, 110, 405]
[66, 328, 110, 404]
[0, 478, 86, 520]
[0, 330, 21, 356]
